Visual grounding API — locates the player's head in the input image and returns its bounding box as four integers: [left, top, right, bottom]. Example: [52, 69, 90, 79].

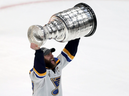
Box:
[41, 47, 56, 69]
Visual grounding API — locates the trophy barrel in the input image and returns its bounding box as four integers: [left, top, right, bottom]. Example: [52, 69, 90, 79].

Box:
[49, 3, 97, 42]
[75, 3, 97, 37]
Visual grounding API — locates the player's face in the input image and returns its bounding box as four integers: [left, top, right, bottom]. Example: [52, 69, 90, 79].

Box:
[44, 52, 56, 69]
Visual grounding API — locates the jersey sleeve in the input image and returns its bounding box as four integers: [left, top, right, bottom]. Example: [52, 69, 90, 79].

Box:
[29, 49, 46, 82]
[58, 38, 80, 69]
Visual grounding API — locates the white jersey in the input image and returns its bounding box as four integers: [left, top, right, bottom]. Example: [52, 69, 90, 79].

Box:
[29, 38, 80, 96]
[29, 53, 69, 96]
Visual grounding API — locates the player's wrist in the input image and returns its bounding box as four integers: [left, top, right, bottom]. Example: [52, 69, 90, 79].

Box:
[30, 43, 40, 50]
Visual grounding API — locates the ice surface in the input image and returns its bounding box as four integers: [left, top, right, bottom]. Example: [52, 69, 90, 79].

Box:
[0, 0, 129, 96]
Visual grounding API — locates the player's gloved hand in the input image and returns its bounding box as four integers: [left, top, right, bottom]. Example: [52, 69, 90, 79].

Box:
[30, 43, 40, 50]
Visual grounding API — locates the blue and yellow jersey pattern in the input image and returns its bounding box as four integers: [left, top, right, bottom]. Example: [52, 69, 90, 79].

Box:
[54, 57, 60, 65]
[29, 68, 46, 78]
[61, 38, 80, 62]
[61, 48, 74, 62]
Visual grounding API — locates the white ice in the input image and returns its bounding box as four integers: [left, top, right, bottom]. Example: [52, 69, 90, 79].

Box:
[0, 0, 129, 96]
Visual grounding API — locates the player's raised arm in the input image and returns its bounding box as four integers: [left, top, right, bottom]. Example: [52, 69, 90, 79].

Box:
[30, 43, 46, 80]
[61, 38, 80, 62]
[63, 38, 80, 59]
[57, 38, 80, 69]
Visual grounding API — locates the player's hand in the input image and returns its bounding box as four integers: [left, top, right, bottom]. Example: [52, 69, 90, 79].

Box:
[30, 43, 40, 50]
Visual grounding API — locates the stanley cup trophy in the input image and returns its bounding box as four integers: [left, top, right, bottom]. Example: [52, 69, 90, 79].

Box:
[28, 3, 97, 47]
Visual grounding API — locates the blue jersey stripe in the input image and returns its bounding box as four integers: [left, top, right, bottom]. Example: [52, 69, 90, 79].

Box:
[30, 68, 46, 78]
[61, 51, 72, 62]
[54, 57, 60, 65]
[33, 71, 46, 78]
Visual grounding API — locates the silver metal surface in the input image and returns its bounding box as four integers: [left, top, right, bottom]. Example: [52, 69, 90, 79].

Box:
[28, 3, 97, 47]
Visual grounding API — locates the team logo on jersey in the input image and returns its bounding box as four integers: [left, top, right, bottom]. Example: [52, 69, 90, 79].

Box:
[51, 76, 61, 95]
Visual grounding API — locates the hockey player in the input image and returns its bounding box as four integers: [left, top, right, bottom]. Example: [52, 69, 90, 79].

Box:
[29, 38, 80, 96]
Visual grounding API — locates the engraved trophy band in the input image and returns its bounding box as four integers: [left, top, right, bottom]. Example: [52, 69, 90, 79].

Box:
[28, 3, 97, 47]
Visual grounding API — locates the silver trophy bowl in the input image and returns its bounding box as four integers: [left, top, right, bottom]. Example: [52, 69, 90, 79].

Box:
[28, 3, 97, 47]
